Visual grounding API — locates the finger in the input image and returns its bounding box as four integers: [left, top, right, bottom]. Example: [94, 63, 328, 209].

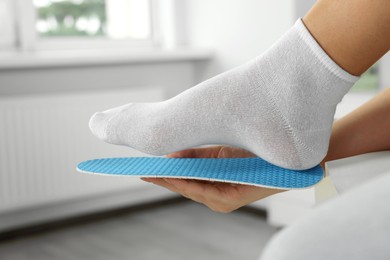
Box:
[189, 146, 223, 158]
[166, 149, 195, 158]
[167, 178, 223, 202]
[142, 178, 198, 199]
[217, 146, 257, 158]
[166, 146, 225, 158]
[145, 177, 211, 203]
[167, 179, 253, 211]
[141, 177, 183, 194]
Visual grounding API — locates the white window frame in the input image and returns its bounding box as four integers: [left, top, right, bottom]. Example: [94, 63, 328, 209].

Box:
[10, 0, 175, 52]
[0, 0, 17, 50]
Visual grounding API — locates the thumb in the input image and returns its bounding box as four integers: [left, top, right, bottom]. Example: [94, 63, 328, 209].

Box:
[166, 149, 195, 158]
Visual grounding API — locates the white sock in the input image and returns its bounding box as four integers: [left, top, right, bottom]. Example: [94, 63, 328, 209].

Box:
[89, 19, 359, 170]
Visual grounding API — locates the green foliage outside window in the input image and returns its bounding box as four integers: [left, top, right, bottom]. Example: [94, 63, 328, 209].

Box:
[351, 64, 379, 92]
[36, 0, 106, 37]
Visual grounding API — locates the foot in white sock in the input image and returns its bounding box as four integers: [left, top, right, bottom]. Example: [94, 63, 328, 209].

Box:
[89, 19, 359, 170]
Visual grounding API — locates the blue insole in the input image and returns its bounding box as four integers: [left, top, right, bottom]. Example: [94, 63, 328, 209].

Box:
[77, 157, 323, 189]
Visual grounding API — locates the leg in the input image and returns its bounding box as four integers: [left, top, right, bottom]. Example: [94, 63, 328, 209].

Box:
[304, 0, 390, 75]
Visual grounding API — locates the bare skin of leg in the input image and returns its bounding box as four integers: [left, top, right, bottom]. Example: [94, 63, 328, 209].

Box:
[304, 0, 390, 76]
[142, 0, 390, 212]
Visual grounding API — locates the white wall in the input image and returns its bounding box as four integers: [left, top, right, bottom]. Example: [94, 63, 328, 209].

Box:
[186, 0, 295, 82]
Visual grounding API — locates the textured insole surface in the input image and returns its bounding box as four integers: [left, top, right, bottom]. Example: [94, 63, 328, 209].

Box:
[77, 157, 323, 189]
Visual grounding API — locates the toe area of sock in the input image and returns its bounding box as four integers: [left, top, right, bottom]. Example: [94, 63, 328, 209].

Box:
[89, 112, 110, 141]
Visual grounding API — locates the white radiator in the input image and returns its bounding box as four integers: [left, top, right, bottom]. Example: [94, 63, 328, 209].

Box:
[0, 87, 165, 214]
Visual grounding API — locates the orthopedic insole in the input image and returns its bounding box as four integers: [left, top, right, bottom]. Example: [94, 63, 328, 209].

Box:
[77, 157, 323, 189]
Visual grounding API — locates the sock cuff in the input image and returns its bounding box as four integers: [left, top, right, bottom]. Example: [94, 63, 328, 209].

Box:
[294, 18, 360, 83]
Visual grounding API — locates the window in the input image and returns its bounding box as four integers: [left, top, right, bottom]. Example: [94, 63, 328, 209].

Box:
[0, 0, 16, 50]
[1, 0, 159, 51]
[33, 0, 152, 40]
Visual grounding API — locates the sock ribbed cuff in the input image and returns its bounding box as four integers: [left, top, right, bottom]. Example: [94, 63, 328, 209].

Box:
[294, 18, 360, 83]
